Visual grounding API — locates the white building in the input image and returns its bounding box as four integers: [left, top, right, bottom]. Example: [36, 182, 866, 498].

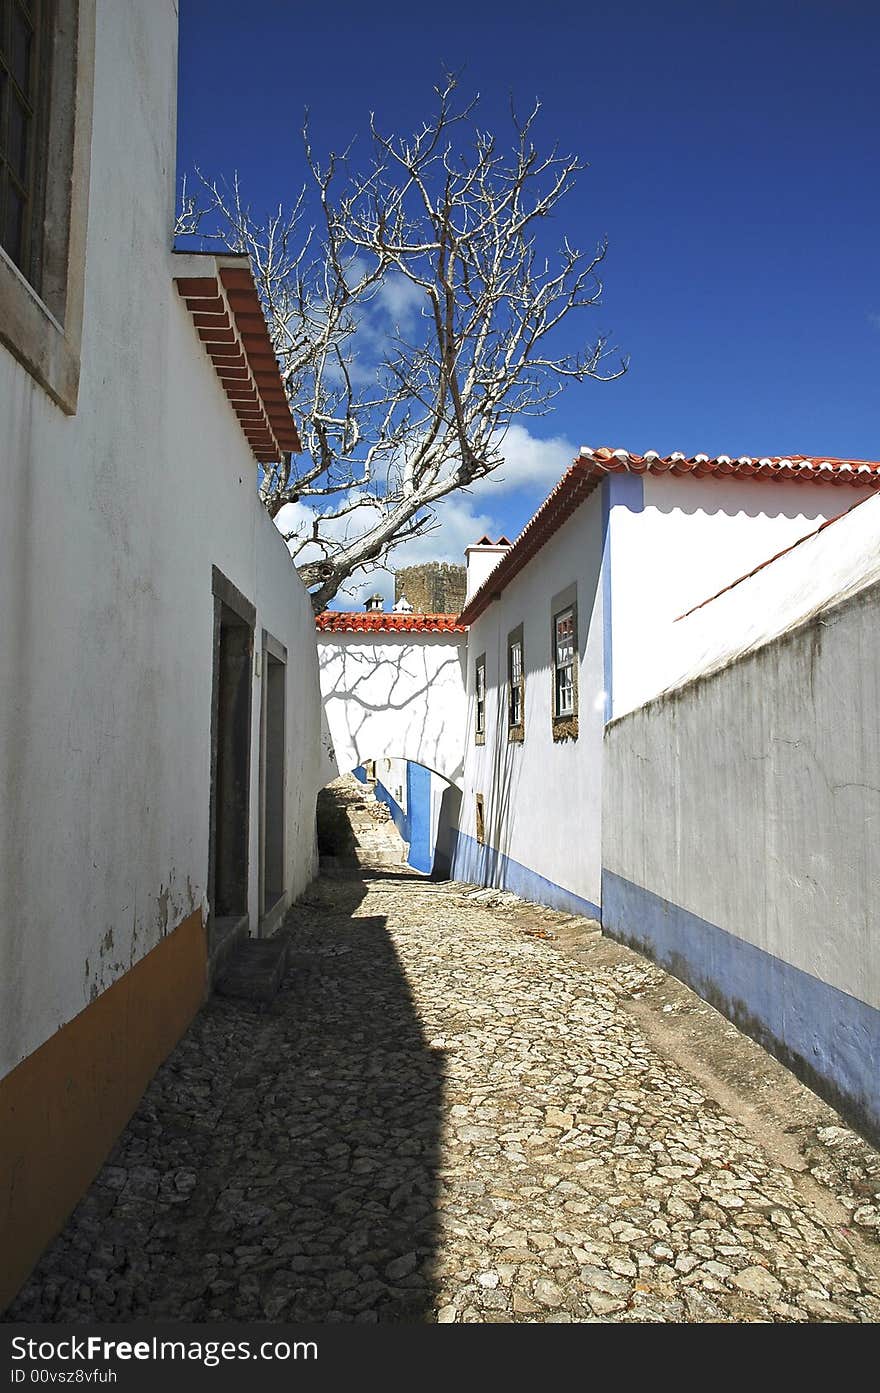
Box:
[316, 610, 468, 787]
[452, 446, 880, 916]
[604, 489, 880, 1142]
[316, 610, 467, 878]
[0, 0, 323, 1307]
[445, 445, 880, 1140]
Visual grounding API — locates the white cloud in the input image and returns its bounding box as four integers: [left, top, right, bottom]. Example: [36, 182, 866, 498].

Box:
[274, 421, 576, 607]
[374, 272, 425, 326]
[477, 423, 576, 497]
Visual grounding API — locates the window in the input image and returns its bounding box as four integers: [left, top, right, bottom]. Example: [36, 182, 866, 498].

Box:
[554, 609, 575, 714]
[474, 653, 486, 744]
[0, 0, 95, 413]
[507, 625, 524, 741]
[552, 599, 578, 740]
[1, 0, 52, 288]
[475, 794, 485, 845]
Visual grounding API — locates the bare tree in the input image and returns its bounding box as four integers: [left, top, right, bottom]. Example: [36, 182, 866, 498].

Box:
[178, 78, 626, 612]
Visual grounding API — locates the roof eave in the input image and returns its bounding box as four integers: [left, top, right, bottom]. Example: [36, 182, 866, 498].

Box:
[173, 250, 302, 461]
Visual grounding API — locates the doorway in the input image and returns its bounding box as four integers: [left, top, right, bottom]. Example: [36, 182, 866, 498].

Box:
[208, 568, 255, 961]
[260, 631, 287, 935]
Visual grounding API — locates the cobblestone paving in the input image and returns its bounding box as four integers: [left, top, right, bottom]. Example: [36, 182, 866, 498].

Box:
[7, 782, 880, 1324]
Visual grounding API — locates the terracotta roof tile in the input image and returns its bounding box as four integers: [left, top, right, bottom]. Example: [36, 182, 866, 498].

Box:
[583, 445, 880, 483]
[174, 253, 301, 464]
[458, 446, 880, 625]
[315, 612, 466, 634]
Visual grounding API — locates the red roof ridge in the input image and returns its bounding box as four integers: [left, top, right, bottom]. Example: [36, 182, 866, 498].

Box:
[458, 446, 880, 625]
[579, 445, 880, 477]
[315, 611, 467, 634]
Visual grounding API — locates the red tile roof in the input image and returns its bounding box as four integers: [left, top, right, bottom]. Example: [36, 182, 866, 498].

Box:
[581, 445, 880, 484]
[315, 612, 467, 634]
[174, 253, 301, 463]
[459, 445, 880, 625]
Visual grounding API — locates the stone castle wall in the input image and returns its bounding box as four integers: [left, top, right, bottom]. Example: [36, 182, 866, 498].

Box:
[395, 563, 466, 615]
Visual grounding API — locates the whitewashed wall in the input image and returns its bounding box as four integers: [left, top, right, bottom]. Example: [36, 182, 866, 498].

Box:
[0, 0, 323, 1081]
[453, 500, 606, 915]
[376, 757, 408, 814]
[318, 632, 467, 785]
[603, 498, 880, 1141]
[610, 473, 875, 717]
[623, 492, 880, 712]
[451, 471, 877, 921]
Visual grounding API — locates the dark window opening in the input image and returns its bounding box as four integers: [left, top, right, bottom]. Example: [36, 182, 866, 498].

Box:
[0, 0, 52, 290]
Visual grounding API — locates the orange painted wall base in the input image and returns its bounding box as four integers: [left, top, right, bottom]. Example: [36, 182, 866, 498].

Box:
[0, 909, 207, 1312]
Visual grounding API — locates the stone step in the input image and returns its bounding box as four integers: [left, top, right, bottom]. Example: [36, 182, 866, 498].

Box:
[214, 935, 289, 1003]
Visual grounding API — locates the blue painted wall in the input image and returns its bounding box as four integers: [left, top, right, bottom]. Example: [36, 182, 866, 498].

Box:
[372, 763, 435, 875]
[602, 869, 880, 1145]
[452, 831, 601, 919]
[405, 762, 433, 874]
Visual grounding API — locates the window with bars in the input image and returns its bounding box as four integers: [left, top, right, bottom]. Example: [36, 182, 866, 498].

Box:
[474, 653, 486, 742]
[507, 626, 524, 737]
[553, 607, 576, 717]
[1, 0, 52, 291]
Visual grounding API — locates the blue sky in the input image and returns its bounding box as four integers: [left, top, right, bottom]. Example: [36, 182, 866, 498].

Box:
[178, 0, 880, 601]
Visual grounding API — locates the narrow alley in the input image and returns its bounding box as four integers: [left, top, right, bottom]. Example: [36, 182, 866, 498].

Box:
[7, 780, 879, 1325]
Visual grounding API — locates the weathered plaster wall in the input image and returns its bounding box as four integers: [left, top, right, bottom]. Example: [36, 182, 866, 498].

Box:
[603, 515, 880, 1140]
[0, 0, 323, 1303]
[0, 0, 322, 1081]
[318, 633, 467, 785]
[453, 501, 606, 915]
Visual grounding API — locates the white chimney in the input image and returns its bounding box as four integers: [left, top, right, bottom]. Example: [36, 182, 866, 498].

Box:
[464, 536, 512, 602]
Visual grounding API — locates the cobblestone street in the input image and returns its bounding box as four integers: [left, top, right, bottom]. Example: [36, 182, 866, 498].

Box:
[7, 781, 880, 1325]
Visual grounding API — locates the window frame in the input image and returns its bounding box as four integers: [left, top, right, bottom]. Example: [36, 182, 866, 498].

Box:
[474, 652, 486, 745]
[475, 793, 485, 846]
[507, 623, 525, 742]
[551, 593, 579, 741]
[0, 0, 95, 414]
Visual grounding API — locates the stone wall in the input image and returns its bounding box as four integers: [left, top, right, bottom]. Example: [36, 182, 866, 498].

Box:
[395, 563, 466, 615]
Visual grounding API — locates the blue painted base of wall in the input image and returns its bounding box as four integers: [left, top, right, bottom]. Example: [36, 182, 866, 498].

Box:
[405, 762, 433, 874]
[373, 765, 434, 875]
[451, 831, 601, 920]
[602, 869, 880, 1146]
